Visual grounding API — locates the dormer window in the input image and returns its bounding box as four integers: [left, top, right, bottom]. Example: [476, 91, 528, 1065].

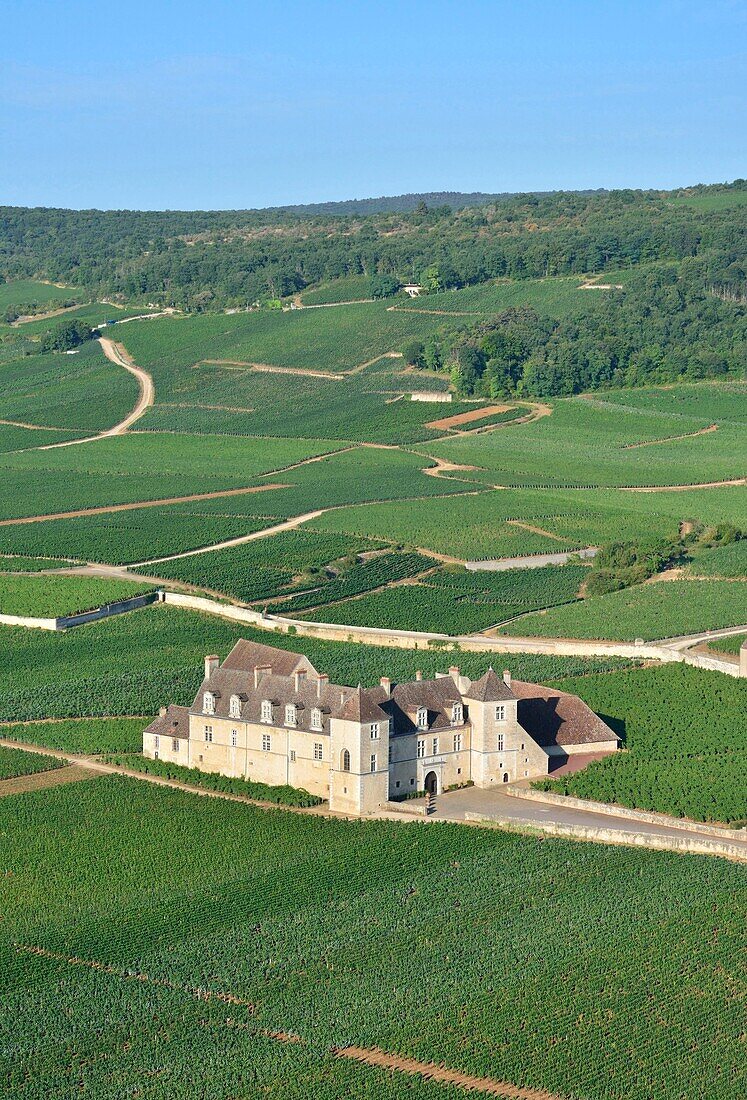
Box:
[311, 707, 323, 731]
[285, 703, 297, 727]
[261, 699, 273, 724]
[452, 703, 463, 725]
[203, 692, 215, 715]
[229, 694, 241, 719]
[417, 707, 428, 730]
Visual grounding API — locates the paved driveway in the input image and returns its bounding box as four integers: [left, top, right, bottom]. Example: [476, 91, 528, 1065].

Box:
[426, 785, 747, 851]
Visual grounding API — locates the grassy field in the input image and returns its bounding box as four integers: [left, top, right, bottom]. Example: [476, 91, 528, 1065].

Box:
[134, 530, 383, 601]
[0, 434, 347, 520]
[0, 718, 146, 754]
[2, 777, 745, 1099]
[588, 383, 747, 424]
[307, 484, 702, 560]
[136, 362, 516, 443]
[0, 575, 154, 618]
[0, 279, 76, 310]
[112, 303, 447, 379]
[0, 602, 631, 723]
[414, 398, 747, 488]
[299, 275, 374, 303]
[539, 665, 747, 823]
[671, 189, 747, 211]
[0, 555, 81, 572]
[0, 340, 140, 432]
[501, 578, 747, 641]
[395, 275, 602, 315]
[687, 540, 747, 578]
[104, 752, 323, 807]
[298, 563, 587, 634]
[0, 743, 64, 779]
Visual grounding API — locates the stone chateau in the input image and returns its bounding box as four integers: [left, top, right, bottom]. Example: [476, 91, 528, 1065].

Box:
[144, 640, 618, 815]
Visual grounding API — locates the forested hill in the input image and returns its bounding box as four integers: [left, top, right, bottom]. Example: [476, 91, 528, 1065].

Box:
[1, 181, 745, 310]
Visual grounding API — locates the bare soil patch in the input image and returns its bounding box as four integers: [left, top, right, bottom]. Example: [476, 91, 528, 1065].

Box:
[427, 404, 513, 430]
[334, 1045, 563, 1100]
[622, 424, 718, 449]
[0, 764, 95, 797]
[0, 483, 287, 527]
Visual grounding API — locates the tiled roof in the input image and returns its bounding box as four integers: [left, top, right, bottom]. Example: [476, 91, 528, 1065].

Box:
[193, 666, 356, 733]
[511, 680, 619, 748]
[369, 676, 464, 735]
[221, 639, 317, 678]
[338, 686, 389, 723]
[143, 704, 190, 738]
[464, 667, 516, 702]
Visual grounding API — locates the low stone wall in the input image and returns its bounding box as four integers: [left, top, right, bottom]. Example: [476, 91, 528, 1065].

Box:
[463, 812, 747, 862]
[57, 590, 159, 628]
[160, 591, 683, 663]
[0, 613, 57, 630]
[503, 785, 744, 840]
[683, 652, 741, 677]
[0, 590, 159, 632]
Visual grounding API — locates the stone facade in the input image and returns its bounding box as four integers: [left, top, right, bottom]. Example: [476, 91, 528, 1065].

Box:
[143, 640, 618, 815]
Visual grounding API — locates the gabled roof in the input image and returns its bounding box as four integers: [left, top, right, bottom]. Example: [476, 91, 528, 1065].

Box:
[511, 680, 619, 748]
[143, 704, 190, 738]
[464, 667, 515, 702]
[221, 639, 316, 678]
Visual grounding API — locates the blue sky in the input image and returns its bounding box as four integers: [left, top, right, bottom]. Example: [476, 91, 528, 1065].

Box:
[1, 0, 745, 209]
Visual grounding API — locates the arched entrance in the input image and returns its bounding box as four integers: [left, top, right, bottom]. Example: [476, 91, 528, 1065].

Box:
[424, 771, 438, 796]
[502, 772, 509, 783]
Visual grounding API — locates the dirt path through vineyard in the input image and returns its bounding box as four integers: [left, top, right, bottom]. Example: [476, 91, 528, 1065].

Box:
[334, 1046, 564, 1099]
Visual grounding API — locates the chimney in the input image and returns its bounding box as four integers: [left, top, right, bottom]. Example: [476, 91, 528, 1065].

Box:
[415, 670, 422, 681]
[254, 664, 271, 689]
[294, 669, 307, 692]
[503, 670, 511, 687]
[317, 673, 329, 698]
[204, 654, 219, 680]
[380, 676, 391, 696]
[159, 706, 167, 718]
[449, 665, 460, 682]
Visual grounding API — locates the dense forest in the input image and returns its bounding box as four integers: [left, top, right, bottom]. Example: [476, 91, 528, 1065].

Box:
[1, 181, 745, 396]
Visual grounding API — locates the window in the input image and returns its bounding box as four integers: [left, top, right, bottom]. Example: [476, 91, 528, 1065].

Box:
[497, 734, 504, 752]
[521, 742, 525, 750]
[370, 722, 380, 740]
[370, 754, 377, 773]
[262, 733, 271, 752]
[311, 707, 323, 731]
[417, 738, 425, 759]
[410, 778, 415, 786]
[289, 749, 296, 762]
[452, 703, 463, 725]
[172, 738, 179, 752]
[203, 692, 215, 715]
[417, 707, 428, 729]
[432, 737, 439, 755]
[285, 704, 296, 727]
[453, 733, 462, 752]
[153, 734, 159, 750]
[204, 725, 213, 743]
[342, 749, 351, 772]
[395, 780, 400, 788]
[231, 729, 238, 748]
[495, 704, 506, 721]
[260, 699, 273, 723]
[229, 694, 241, 719]
[314, 742, 323, 761]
